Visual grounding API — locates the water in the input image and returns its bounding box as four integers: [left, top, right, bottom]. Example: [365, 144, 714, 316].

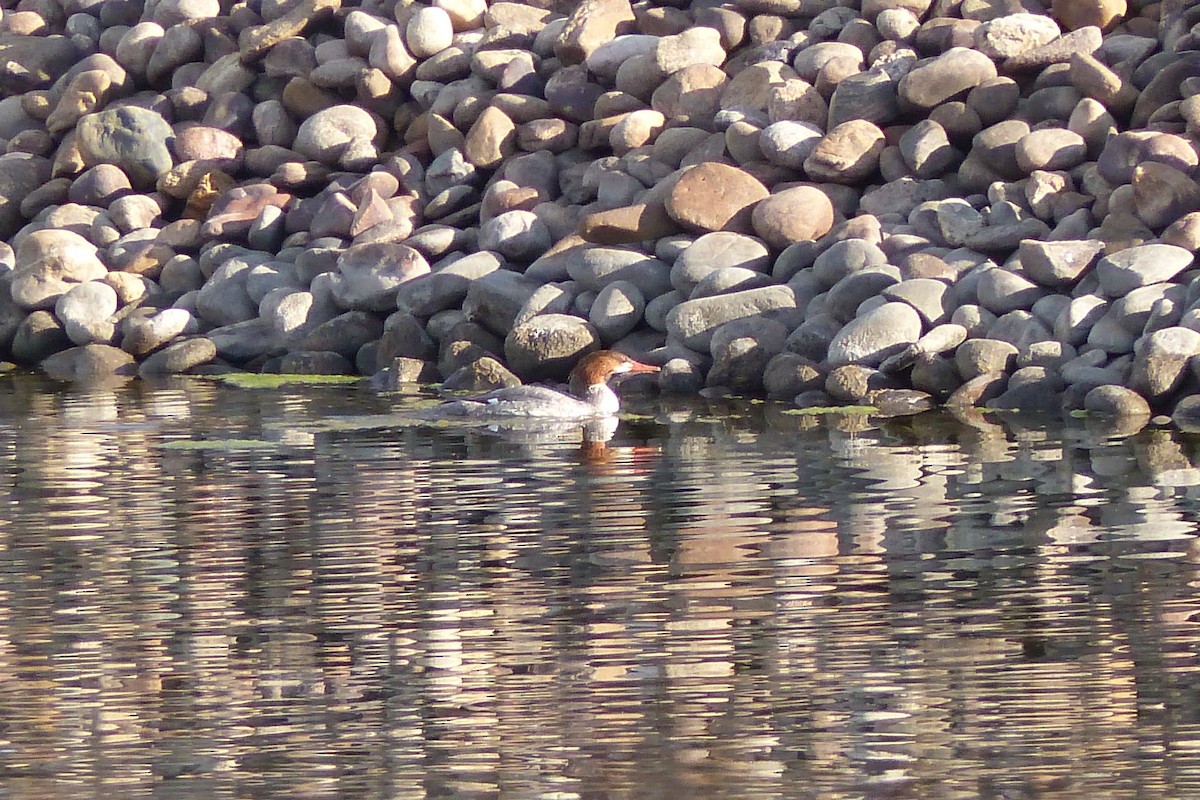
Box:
[1, 375, 1200, 799]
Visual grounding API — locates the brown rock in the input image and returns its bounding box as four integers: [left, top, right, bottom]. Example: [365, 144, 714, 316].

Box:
[554, 0, 636, 65]
[239, 0, 342, 63]
[1052, 0, 1125, 31]
[464, 106, 517, 169]
[1132, 162, 1200, 231]
[579, 201, 680, 244]
[665, 162, 769, 234]
[750, 186, 835, 249]
[803, 120, 886, 184]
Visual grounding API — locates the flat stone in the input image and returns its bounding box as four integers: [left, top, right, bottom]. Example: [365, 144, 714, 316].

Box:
[666, 284, 796, 351]
[333, 242, 431, 312]
[898, 47, 998, 110]
[1094, 243, 1194, 297]
[826, 301, 923, 367]
[1019, 239, 1103, 288]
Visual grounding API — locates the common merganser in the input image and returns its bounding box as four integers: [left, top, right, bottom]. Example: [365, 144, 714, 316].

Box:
[426, 351, 659, 420]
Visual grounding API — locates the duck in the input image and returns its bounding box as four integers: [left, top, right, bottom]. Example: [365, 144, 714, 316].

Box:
[424, 350, 659, 420]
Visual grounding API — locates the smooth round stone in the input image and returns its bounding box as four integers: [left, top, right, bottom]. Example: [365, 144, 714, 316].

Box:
[478, 210, 552, 262]
[333, 242, 430, 312]
[173, 124, 243, 168]
[503, 313, 599, 381]
[811, 238, 889, 288]
[899, 47, 998, 110]
[758, 120, 823, 169]
[121, 307, 196, 355]
[883, 277, 951, 325]
[1053, 0, 1126, 31]
[55, 280, 118, 345]
[293, 105, 378, 168]
[138, 336, 218, 375]
[707, 317, 789, 392]
[1014, 127, 1087, 173]
[108, 194, 163, 232]
[975, 267, 1048, 314]
[826, 301, 923, 368]
[68, 164, 133, 207]
[690, 266, 774, 298]
[827, 267, 902, 324]
[407, 6, 456, 58]
[665, 162, 769, 235]
[671, 231, 771, 295]
[898, 120, 961, 178]
[589, 280, 646, 344]
[956, 338, 1018, 380]
[750, 186, 835, 250]
[666, 284, 796, 351]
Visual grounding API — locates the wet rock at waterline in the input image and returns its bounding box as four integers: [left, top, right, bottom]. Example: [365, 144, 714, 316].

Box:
[0, 0, 1196, 424]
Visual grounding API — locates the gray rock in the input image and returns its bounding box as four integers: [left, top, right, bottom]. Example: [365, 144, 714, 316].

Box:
[1094, 243, 1194, 297]
[666, 285, 797, 351]
[898, 47, 998, 110]
[503, 314, 599, 381]
[121, 307, 197, 356]
[565, 246, 673, 297]
[296, 311, 384, 360]
[40, 344, 135, 381]
[826, 302, 923, 368]
[762, 352, 824, 399]
[758, 120, 824, 169]
[205, 319, 281, 363]
[477, 210, 553, 262]
[377, 310, 437, 364]
[10, 230, 108, 310]
[1084, 384, 1151, 420]
[138, 337, 218, 376]
[956, 338, 1017, 380]
[672, 231, 771, 295]
[396, 251, 504, 317]
[690, 267, 775, 298]
[811, 238, 889, 288]
[464, 270, 544, 337]
[334, 242, 430, 312]
[280, 351, 356, 375]
[1055, 294, 1107, 346]
[975, 267, 1048, 315]
[644, 289, 682, 332]
[826, 267, 901, 324]
[293, 104, 378, 169]
[986, 366, 1064, 411]
[75, 106, 173, 189]
[786, 312, 843, 361]
[195, 257, 261, 327]
[882, 278, 950, 326]
[590, 280, 645, 344]
[442, 356, 523, 391]
[825, 365, 900, 403]
[55, 281, 118, 345]
[707, 317, 789, 393]
[1019, 239, 1104, 288]
[513, 281, 579, 328]
[1131, 326, 1200, 405]
[987, 310, 1052, 349]
[12, 310, 70, 364]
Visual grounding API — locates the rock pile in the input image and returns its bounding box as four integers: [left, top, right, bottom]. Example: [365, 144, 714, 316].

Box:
[1, 0, 1199, 420]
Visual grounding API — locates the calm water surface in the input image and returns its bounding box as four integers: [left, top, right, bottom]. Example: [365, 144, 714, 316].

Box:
[1, 375, 1200, 799]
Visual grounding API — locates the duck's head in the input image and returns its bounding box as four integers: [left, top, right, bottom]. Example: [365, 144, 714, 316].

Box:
[569, 350, 660, 393]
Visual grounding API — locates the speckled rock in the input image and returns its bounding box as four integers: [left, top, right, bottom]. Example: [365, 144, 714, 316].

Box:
[665, 162, 769, 235]
[503, 313, 600, 381]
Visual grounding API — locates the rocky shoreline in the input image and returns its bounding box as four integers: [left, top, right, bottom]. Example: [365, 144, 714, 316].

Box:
[0, 0, 1199, 423]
